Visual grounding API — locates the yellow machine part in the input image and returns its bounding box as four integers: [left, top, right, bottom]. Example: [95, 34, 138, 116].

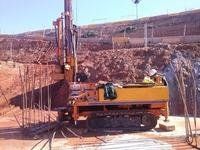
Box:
[98, 86, 169, 102]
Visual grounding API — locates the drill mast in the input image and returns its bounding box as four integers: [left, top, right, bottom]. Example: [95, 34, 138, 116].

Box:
[54, 0, 77, 83]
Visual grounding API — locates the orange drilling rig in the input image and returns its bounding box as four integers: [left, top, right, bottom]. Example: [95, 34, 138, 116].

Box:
[53, 0, 169, 131]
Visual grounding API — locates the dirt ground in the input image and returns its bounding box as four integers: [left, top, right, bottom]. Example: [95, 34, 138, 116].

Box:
[0, 115, 199, 150]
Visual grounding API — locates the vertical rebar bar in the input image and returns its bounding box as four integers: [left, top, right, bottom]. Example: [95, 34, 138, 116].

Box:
[28, 65, 31, 127]
[39, 65, 43, 123]
[47, 65, 50, 124]
[189, 61, 198, 147]
[31, 65, 36, 126]
[34, 105, 36, 125]
[19, 67, 25, 128]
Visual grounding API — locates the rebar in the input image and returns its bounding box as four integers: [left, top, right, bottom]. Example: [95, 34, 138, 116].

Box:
[17, 64, 54, 136]
[19, 66, 25, 128]
[170, 59, 200, 149]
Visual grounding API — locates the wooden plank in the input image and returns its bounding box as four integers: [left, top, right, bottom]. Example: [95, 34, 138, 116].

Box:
[159, 122, 175, 131]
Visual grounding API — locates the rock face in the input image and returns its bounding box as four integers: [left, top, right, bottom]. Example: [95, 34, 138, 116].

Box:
[0, 37, 55, 63]
[78, 43, 200, 81]
[78, 47, 168, 82]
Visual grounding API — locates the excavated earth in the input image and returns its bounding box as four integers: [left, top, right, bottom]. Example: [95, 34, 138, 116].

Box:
[0, 37, 55, 63]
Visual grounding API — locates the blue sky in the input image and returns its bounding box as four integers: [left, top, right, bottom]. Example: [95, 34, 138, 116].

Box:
[0, 0, 200, 34]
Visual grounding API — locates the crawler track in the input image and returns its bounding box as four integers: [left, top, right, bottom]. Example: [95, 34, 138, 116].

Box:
[87, 112, 158, 131]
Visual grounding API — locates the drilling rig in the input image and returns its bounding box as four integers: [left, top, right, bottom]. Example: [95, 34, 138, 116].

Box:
[53, 0, 169, 131]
